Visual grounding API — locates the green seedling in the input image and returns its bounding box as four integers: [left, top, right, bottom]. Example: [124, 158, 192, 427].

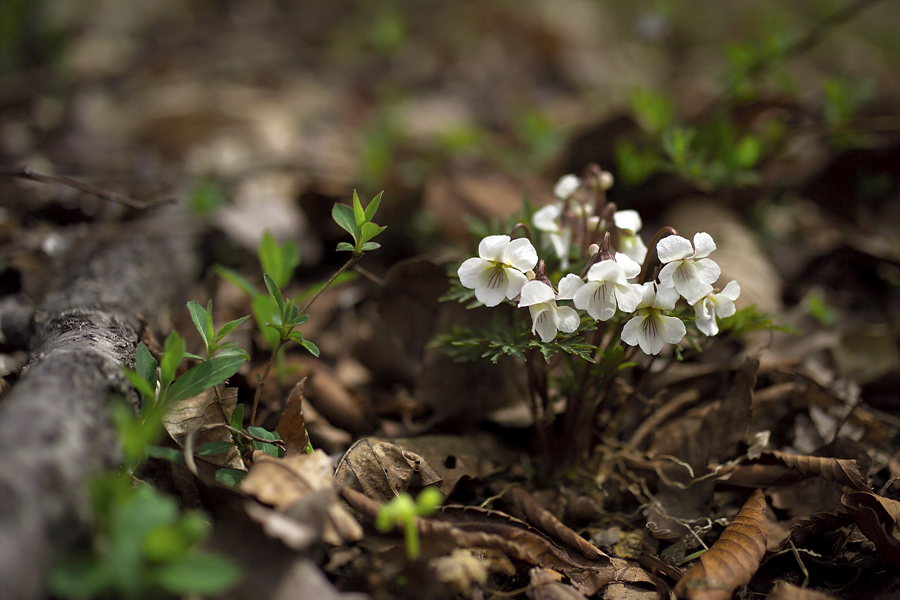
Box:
[375, 487, 443, 559]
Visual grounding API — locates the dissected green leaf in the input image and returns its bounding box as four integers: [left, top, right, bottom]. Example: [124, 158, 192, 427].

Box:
[165, 354, 245, 404]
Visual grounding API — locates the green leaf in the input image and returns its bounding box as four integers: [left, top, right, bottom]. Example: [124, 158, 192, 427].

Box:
[280, 240, 300, 287]
[187, 300, 210, 349]
[213, 265, 260, 298]
[146, 445, 185, 464]
[247, 426, 277, 440]
[215, 346, 250, 361]
[264, 273, 285, 315]
[252, 294, 280, 349]
[165, 354, 246, 404]
[359, 221, 386, 244]
[183, 352, 204, 361]
[230, 403, 244, 431]
[335, 241, 356, 252]
[300, 338, 320, 357]
[135, 342, 157, 390]
[159, 332, 186, 398]
[196, 441, 236, 456]
[215, 467, 248, 486]
[123, 369, 156, 404]
[156, 552, 241, 595]
[215, 315, 250, 342]
[48, 555, 111, 600]
[360, 241, 381, 252]
[258, 232, 283, 287]
[364, 190, 384, 221]
[352, 189, 366, 228]
[332, 203, 357, 239]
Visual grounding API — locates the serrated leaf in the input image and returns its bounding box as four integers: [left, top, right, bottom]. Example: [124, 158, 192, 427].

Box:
[364, 190, 383, 221]
[215, 315, 250, 342]
[332, 203, 357, 239]
[263, 273, 284, 315]
[165, 354, 245, 404]
[135, 342, 158, 389]
[359, 221, 386, 245]
[336, 241, 356, 252]
[215, 467, 248, 486]
[196, 441, 236, 456]
[213, 265, 260, 298]
[352, 189, 366, 228]
[187, 301, 210, 350]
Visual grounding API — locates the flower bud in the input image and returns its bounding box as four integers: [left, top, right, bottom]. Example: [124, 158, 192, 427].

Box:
[599, 171, 614, 190]
[525, 269, 536, 280]
[586, 215, 600, 231]
[588, 243, 600, 256]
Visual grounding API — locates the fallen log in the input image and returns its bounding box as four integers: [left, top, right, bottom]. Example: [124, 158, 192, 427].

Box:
[0, 217, 198, 600]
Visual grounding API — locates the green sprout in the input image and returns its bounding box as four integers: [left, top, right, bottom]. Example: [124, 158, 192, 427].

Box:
[375, 487, 443, 559]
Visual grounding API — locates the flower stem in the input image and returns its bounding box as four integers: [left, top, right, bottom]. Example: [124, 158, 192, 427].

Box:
[300, 255, 360, 315]
[639, 227, 678, 284]
[250, 339, 284, 427]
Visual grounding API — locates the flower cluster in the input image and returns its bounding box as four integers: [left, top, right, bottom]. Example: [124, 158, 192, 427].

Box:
[457, 172, 741, 355]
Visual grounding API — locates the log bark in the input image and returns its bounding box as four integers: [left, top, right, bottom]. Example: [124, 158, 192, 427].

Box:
[0, 218, 198, 600]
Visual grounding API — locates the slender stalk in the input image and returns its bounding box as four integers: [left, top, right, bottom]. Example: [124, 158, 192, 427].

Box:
[639, 227, 678, 284]
[300, 255, 360, 315]
[250, 339, 284, 426]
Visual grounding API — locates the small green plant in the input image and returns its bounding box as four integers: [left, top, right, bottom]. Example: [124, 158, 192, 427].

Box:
[375, 487, 443, 559]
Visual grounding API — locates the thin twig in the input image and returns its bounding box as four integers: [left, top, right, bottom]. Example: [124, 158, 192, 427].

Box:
[299, 255, 359, 315]
[250, 340, 285, 426]
[0, 164, 176, 210]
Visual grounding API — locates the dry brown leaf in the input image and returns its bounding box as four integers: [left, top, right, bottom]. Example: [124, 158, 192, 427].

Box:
[787, 510, 853, 549]
[334, 437, 443, 501]
[506, 486, 609, 561]
[241, 449, 362, 545]
[567, 558, 659, 597]
[769, 582, 839, 600]
[528, 567, 587, 599]
[276, 378, 311, 456]
[162, 387, 244, 470]
[841, 491, 900, 568]
[674, 489, 768, 600]
[723, 450, 869, 491]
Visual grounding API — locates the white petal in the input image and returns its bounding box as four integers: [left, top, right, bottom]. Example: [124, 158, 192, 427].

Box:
[518, 280, 555, 307]
[635, 313, 666, 355]
[553, 174, 581, 199]
[694, 299, 718, 336]
[530, 305, 557, 342]
[636, 282, 657, 308]
[557, 273, 584, 300]
[656, 235, 693, 263]
[587, 259, 626, 285]
[619, 233, 648, 265]
[614, 282, 643, 313]
[713, 295, 736, 319]
[658, 314, 687, 344]
[549, 231, 570, 267]
[657, 262, 678, 289]
[505, 268, 528, 300]
[721, 280, 741, 301]
[458, 258, 489, 289]
[613, 209, 642, 233]
[532, 204, 561, 232]
[653, 282, 681, 310]
[573, 282, 597, 311]
[692, 232, 716, 258]
[555, 306, 581, 333]
[694, 258, 721, 286]
[620, 314, 645, 348]
[583, 282, 617, 321]
[614, 252, 642, 279]
[478, 235, 510, 262]
[674, 271, 713, 305]
[505, 238, 538, 271]
[475, 267, 508, 307]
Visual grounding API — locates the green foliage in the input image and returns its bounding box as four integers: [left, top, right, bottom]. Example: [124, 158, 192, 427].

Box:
[375, 487, 443, 559]
[247, 426, 285, 458]
[332, 190, 387, 254]
[49, 482, 240, 600]
[718, 305, 797, 337]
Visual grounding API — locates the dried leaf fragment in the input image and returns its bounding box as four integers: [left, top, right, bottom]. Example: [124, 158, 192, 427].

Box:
[674, 489, 768, 600]
[841, 491, 900, 568]
[723, 450, 869, 491]
[276, 378, 311, 456]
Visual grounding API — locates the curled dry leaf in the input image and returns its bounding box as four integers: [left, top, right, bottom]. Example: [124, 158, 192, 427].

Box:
[241, 449, 363, 545]
[528, 567, 586, 599]
[276, 377, 311, 456]
[674, 489, 768, 600]
[723, 450, 869, 491]
[506, 486, 609, 561]
[769, 582, 839, 600]
[162, 387, 244, 470]
[841, 491, 900, 568]
[567, 558, 659, 597]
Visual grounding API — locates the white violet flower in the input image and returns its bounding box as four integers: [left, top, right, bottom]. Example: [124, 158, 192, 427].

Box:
[613, 209, 648, 264]
[532, 203, 572, 268]
[693, 281, 740, 336]
[553, 174, 581, 199]
[621, 283, 686, 355]
[656, 232, 721, 305]
[458, 235, 538, 307]
[518, 280, 580, 343]
[569, 253, 643, 321]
